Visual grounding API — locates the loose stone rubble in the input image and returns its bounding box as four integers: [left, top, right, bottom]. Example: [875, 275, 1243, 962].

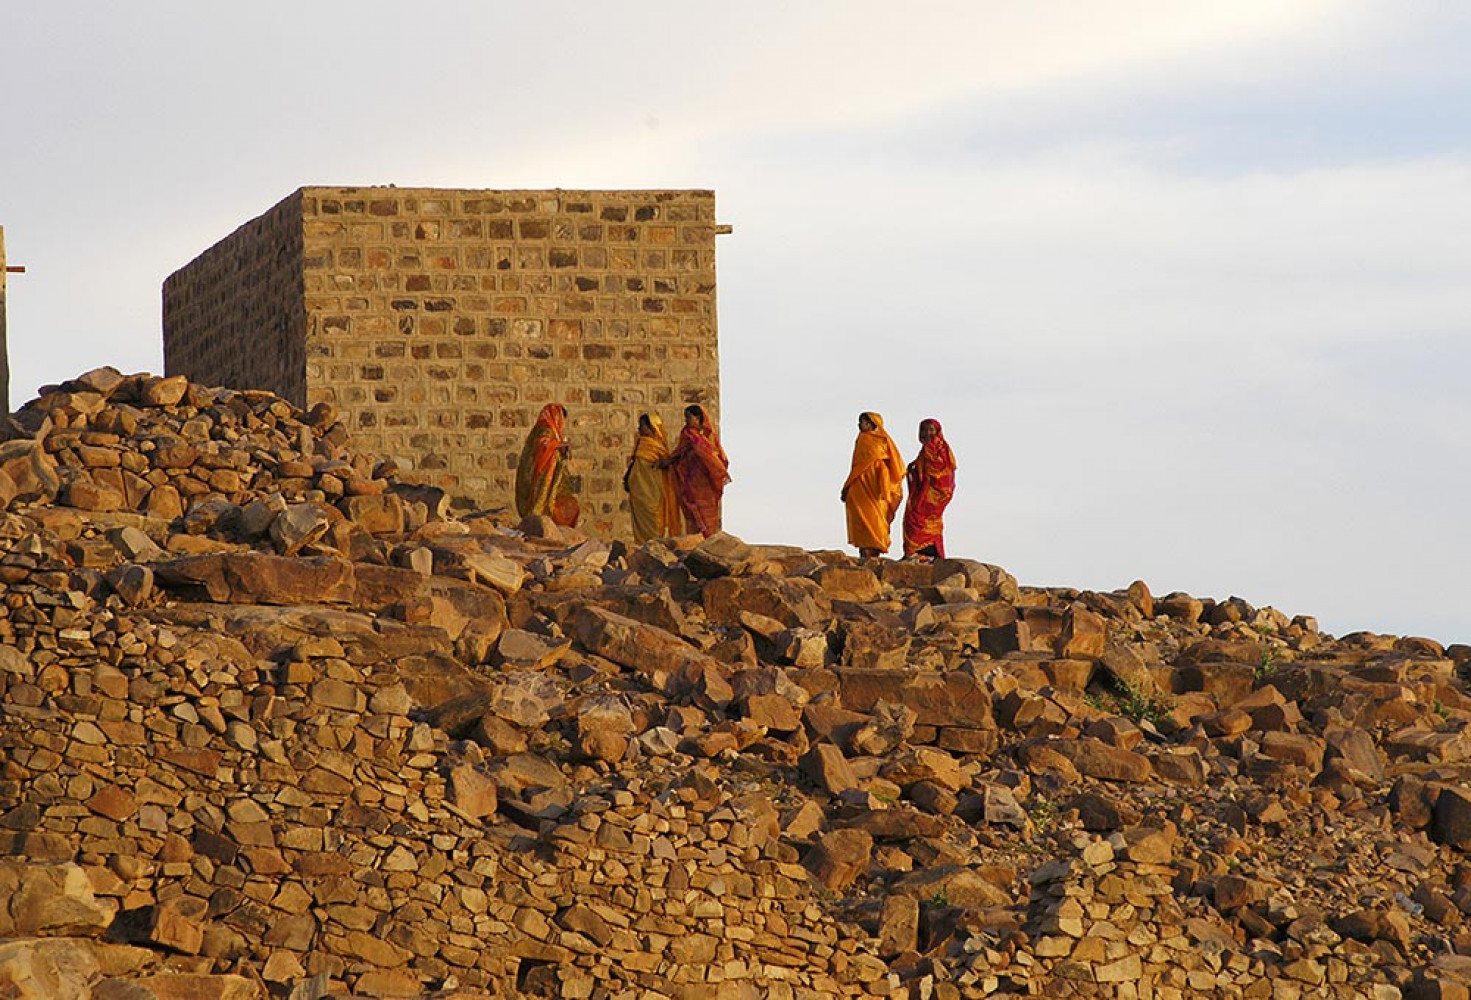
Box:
[2, 368, 1471, 999]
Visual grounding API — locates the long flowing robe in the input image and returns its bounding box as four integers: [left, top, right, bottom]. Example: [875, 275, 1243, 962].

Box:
[627, 414, 680, 543]
[843, 412, 905, 552]
[514, 403, 569, 518]
[903, 419, 958, 558]
[668, 406, 731, 537]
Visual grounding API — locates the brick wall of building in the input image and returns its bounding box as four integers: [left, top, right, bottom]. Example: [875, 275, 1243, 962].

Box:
[163, 187, 722, 538]
[162, 192, 308, 410]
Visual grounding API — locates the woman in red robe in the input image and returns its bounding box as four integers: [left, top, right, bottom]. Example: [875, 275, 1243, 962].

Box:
[514, 403, 573, 522]
[902, 418, 957, 560]
[661, 404, 731, 536]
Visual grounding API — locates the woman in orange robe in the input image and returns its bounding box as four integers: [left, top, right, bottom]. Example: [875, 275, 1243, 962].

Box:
[514, 403, 572, 520]
[841, 412, 905, 558]
[661, 404, 731, 536]
[623, 413, 681, 543]
[902, 418, 957, 560]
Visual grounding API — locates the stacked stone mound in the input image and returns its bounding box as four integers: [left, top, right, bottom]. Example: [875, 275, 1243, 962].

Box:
[2, 370, 1471, 1000]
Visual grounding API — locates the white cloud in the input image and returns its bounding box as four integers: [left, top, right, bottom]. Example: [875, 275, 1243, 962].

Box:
[646, 1, 1346, 131]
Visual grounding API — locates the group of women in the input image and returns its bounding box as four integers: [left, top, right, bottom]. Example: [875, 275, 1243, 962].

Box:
[842, 412, 957, 561]
[513, 403, 955, 561]
[514, 403, 732, 541]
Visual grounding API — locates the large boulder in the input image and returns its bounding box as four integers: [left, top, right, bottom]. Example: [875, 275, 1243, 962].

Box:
[572, 605, 721, 691]
[685, 531, 755, 578]
[0, 938, 102, 1000]
[802, 829, 873, 892]
[1044, 737, 1154, 783]
[702, 574, 829, 629]
[155, 553, 357, 605]
[0, 439, 60, 508]
[836, 668, 993, 729]
[0, 861, 114, 937]
[1433, 786, 1471, 851]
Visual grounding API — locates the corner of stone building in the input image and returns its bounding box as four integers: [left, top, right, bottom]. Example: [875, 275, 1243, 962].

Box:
[162, 191, 310, 407]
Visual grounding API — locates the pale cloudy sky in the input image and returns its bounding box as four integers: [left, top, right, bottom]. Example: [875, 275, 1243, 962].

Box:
[3, 2, 1468, 643]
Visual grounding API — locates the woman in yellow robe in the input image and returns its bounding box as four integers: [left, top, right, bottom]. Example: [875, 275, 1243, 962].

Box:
[623, 413, 680, 543]
[841, 411, 905, 558]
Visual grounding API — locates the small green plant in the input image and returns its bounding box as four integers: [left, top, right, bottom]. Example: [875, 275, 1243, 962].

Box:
[1126, 684, 1171, 725]
[1087, 676, 1174, 727]
[1255, 646, 1278, 685]
[928, 888, 951, 907]
[1094, 680, 1174, 727]
[1028, 799, 1057, 833]
[531, 729, 570, 754]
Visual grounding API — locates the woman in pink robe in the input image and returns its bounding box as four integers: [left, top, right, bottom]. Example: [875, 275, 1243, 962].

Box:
[661, 404, 730, 536]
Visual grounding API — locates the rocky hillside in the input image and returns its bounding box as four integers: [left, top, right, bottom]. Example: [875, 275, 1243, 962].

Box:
[1, 368, 1470, 1000]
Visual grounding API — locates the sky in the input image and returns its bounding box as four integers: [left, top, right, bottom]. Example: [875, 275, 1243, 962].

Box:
[2, 2, 1469, 644]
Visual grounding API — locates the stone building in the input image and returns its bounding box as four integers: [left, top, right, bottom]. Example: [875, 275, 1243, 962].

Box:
[162, 187, 723, 537]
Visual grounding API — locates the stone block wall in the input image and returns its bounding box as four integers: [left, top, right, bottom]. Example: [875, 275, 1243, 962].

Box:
[162, 194, 307, 409]
[164, 187, 721, 538]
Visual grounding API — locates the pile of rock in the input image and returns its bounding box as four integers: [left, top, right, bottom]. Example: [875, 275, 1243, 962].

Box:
[1017, 828, 1185, 996]
[1, 369, 1471, 1000]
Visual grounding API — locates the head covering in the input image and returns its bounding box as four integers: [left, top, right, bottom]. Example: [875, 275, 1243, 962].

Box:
[846, 413, 904, 500]
[686, 404, 709, 424]
[917, 418, 955, 473]
[633, 413, 671, 463]
[535, 403, 568, 439]
[528, 403, 568, 481]
[680, 405, 730, 481]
